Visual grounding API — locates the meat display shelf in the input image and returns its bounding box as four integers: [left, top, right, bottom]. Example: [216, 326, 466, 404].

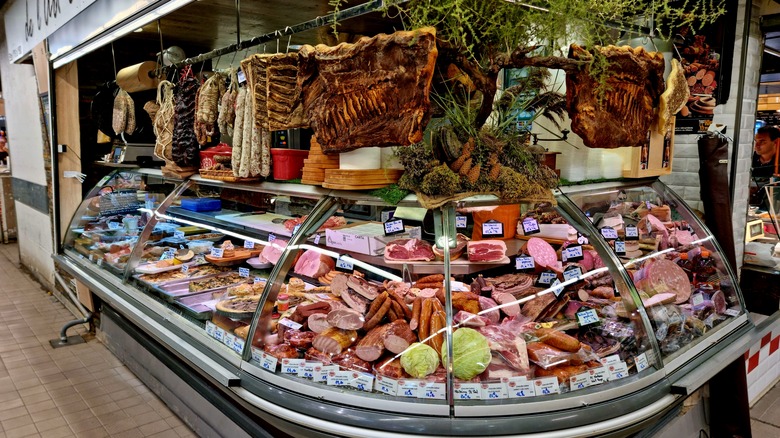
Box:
[57, 169, 755, 437]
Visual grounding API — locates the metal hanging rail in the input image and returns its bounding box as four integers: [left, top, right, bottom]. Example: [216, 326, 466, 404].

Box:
[166, 0, 403, 71]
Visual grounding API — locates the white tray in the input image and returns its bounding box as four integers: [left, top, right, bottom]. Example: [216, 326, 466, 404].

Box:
[135, 260, 201, 274]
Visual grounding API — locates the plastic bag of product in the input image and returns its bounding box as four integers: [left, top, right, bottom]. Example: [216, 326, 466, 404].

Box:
[526, 342, 571, 369]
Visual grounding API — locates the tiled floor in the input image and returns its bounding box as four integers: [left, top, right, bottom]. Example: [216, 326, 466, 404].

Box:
[0, 243, 195, 438]
[751, 380, 780, 437]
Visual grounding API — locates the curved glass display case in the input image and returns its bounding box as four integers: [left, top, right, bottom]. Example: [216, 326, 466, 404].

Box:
[58, 170, 751, 436]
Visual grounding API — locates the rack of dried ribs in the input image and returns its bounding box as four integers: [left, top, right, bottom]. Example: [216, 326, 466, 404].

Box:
[297, 27, 438, 153]
[566, 45, 665, 148]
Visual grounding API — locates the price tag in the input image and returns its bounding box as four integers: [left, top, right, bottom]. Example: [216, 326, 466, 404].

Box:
[205, 321, 217, 337]
[281, 358, 305, 374]
[232, 338, 244, 354]
[254, 277, 263, 285]
[244, 240, 255, 249]
[293, 224, 301, 235]
[238, 267, 250, 278]
[397, 380, 420, 398]
[181, 264, 190, 273]
[482, 220, 504, 237]
[89, 254, 95, 262]
[268, 233, 276, 243]
[375, 376, 399, 395]
[251, 347, 263, 363]
[223, 333, 236, 349]
[210, 248, 224, 258]
[614, 240, 626, 256]
[600, 227, 618, 240]
[562, 245, 584, 262]
[214, 326, 225, 342]
[237, 69, 246, 84]
[456, 215, 468, 229]
[588, 366, 610, 385]
[691, 293, 705, 307]
[383, 219, 405, 236]
[601, 355, 622, 366]
[351, 372, 374, 392]
[480, 382, 508, 400]
[625, 225, 639, 240]
[635, 353, 650, 372]
[534, 377, 560, 395]
[576, 308, 600, 326]
[522, 218, 540, 235]
[313, 365, 338, 383]
[278, 318, 303, 331]
[96, 258, 103, 267]
[454, 383, 482, 400]
[260, 353, 278, 372]
[570, 373, 591, 391]
[174, 230, 185, 239]
[724, 308, 741, 317]
[507, 377, 536, 398]
[109, 222, 122, 230]
[327, 370, 352, 387]
[160, 249, 175, 261]
[516, 255, 535, 271]
[417, 381, 446, 399]
[551, 279, 565, 298]
[336, 257, 354, 272]
[408, 227, 422, 240]
[609, 362, 630, 380]
[536, 271, 557, 288]
[380, 210, 395, 223]
[314, 234, 321, 245]
[298, 362, 321, 379]
[563, 265, 583, 282]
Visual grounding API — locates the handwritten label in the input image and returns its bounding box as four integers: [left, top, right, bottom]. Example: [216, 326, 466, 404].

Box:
[522, 218, 540, 235]
[238, 267, 250, 278]
[516, 256, 535, 271]
[213, 326, 225, 342]
[456, 215, 468, 229]
[691, 293, 705, 307]
[609, 362, 630, 380]
[336, 257, 354, 271]
[237, 69, 246, 84]
[181, 264, 190, 273]
[724, 308, 741, 317]
[298, 362, 321, 379]
[375, 375, 399, 395]
[260, 353, 278, 372]
[293, 224, 301, 235]
[563, 266, 583, 282]
[313, 365, 338, 383]
[536, 271, 557, 287]
[174, 230, 186, 239]
[96, 258, 103, 267]
[625, 225, 639, 240]
[397, 380, 420, 398]
[314, 234, 321, 245]
[205, 321, 217, 337]
[244, 240, 255, 249]
[551, 279, 565, 298]
[480, 382, 508, 400]
[351, 372, 374, 392]
[327, 370, 352, 387]
[562, 245, 584, 262]
[600, 227, 618, 240]
[210, 248, 224, 258]
[160, 249, 175, 261]
[281, 358, 305, 374]
[108, 221, 122, 230]
[384, 219, 405, 236]
[576, 308, 600, 326]
[535, 377, 560, 395]
[507, 377, 536, 398]
[223, 333, 236, 349]
[570, 373, 591, 391]
[601, 355, 622, 366]
[417, 381, 446, 399]
[268, 233, 276, 242]
[635, 353, 650, 372]
[454, 383, 482, 400]
[278, 318, 303, 331]
[588, 366, 610, 385]
[232, 338, 244, 354]
[251, 347, 263, 363]
[482, 220, 504, 237]
[614, 240, 626, 255]
[254, 277, 263, 285]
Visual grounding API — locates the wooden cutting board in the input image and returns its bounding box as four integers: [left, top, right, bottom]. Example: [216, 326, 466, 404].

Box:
[322, 168, 403, 190]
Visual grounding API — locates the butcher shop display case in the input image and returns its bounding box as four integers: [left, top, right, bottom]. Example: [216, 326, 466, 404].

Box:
[56, 170, 752, 436]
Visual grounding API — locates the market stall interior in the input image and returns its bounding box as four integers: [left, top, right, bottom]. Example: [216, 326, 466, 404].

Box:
[54, 0, 762, 436]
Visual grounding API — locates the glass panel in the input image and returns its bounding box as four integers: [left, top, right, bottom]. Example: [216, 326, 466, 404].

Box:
[565, 181, 745, 365]
[63, 171, 176, 279]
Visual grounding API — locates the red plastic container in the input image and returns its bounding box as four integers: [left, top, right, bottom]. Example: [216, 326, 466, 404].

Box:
[271, 149, 309, 180]
[199, 143, 232, 169]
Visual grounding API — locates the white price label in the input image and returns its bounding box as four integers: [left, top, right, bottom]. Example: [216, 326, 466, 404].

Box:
[298, 362, 322, 379]
[244, 240, 255, 249]
[600, 227, 618, 240]
[724, 308, 741, 317]
[327, 370, 352, 387]
[570, 373, 592, 391]
[232, 338, 244, 354]
[384, 219, 405, 236]
[516, 256, 535, 271]
[480, 383, 508, 400]
[534, 377, 560, 396]
[237, 69, 246, 83]
[251, 347, 263, 363]
[214, 327, 225, 342]
[314, 234, 321, 245]
[160, 250, 175, 261]
[601, 355, 622, 366]
[522, 218, 540, 235]
[456, 215, 468, 229]
[588, 366, 610, 385]
[222, 332, 235, 348]
[563, 266, 583, 282]
[96, 258, 103, 267]
[268, 233, 276, 242]
[551, 279, 565, 297]
[507, 377, 535, 398]
[454, 383, 482, 400]
[609, 362, 630, 380]
[88, 254, 95, 262]
[417, 381, 446, 399]
[278, 318, 303, 331]
[562, 245, 584, 261]
[109, 222, 122, 230]
[577, 308, 600, 326]
[254, 277, 264, 285]
[281, 358, 306, 374]
[291, 225, 300, 235]
[174, 230, 185, 239]
[205, 321, 217, 337]
[351, 372, 374, 392]
[635, 353, 650, 372]
[375, 376, 399, 395]
[238, 267, 250, 278]
[614, 240, 626, 255]
[260, 353, 279, 372]
[181, 264, 190, 273]
[397, 380, 420, 398]
[482, 220, 504, 237]
[537, 271, 557, 285]
[313, 365, 338, 383]
[336, 258, 354, 271]
[210, 248, 224, 258]
[691, 293, 705, 307]
[625, 225, 639, 240]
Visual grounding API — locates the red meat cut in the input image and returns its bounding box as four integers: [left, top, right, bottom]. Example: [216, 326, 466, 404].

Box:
[384, 238, 435, 261]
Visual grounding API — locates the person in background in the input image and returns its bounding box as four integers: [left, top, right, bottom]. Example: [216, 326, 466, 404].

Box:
[750, 125, 780, 209]
[0, 130, 8, 166]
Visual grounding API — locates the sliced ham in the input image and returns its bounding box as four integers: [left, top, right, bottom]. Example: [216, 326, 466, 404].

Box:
[294, 249, 335, 278]
[261, 239, 288, 265]
[346, 276, 380, 300]
[341, 288, 369, 313]
[307, 313, 332, 333]
[326, 308, 365, 330]
[467, 240, 507, 262]
[384, 238, 435, 261]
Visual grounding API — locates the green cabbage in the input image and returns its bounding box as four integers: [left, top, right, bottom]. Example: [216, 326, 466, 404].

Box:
[442, 328, 491, 380]
[400, 343, 440, 378]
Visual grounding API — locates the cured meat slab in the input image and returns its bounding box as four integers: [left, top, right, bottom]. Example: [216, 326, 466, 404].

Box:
[566, 45, 665, 148]
[298, 27, 438, 153]
[633, 259, 692, 304]
[467, 240, 507, 262]
[266, 53, 307, 130]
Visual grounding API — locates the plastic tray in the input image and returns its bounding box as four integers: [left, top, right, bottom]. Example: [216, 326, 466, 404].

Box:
[135, 260, 201, 274]
[175, 292, 219, 320]
[154, 277, 246, 303]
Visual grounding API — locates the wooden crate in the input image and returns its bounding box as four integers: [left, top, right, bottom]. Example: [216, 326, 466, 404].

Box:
[623, 118, 675, 178]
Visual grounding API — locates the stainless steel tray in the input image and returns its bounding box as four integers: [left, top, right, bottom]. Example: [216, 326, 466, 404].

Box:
[154, 273, 247, 302]
[174, 291, 220, 320]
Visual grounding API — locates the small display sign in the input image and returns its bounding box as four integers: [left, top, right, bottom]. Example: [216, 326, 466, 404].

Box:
[516, 255, 535, 271]
[600, 227, 618, 240]
[454, 383, 482, 400]
[456, 215, 468, 229]
[210, 248, 224, 258]
[563, 265, 583, 282]
[576, 308, 600, 326]
[181, 264, 189, 274]
[298, 362, 321, 379]
[506, 377, 535, 398]
[635, 353, 650, 372]
[336, 257, 354, 272]
[268, 233, 276, 242]
[551, 279, 565, 298]
[522, 218, 540, 235]
[482, 219, 504, 237]
[174, 230, 186, 239]
[238, 267, 250, 278]
[314, 234, 321, 245]
[244, 240, 255, 249]
[281, 359, 305, 374]
[536, 270, 557, 287]
[417, 381, 446, 399]
[383, 219, 405, 236]
[375, 376, 399, 396]
[614, 240, 626, 256]
[562, 245, 584, 262]
[625, 225, 639, 240]
[535, 377, 560, 395]
[293, 224, 301, 235]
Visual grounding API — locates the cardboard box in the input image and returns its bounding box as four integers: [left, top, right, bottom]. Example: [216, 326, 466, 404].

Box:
[75, 279, 95, 312]
[325, 223, 410, 256]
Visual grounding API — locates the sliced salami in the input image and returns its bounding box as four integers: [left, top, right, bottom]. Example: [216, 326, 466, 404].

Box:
[634, 259, 692, 304]
[523, 237, 558, 270]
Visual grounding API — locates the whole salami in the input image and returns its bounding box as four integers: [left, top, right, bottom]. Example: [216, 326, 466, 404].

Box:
[172, 75, 200, 167]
